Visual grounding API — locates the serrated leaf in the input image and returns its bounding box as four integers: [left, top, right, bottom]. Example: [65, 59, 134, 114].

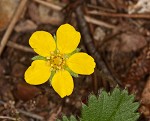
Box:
[70, 115, 77, 121]
[57, 115, 77, 121]
[62, 116, 69, 121]
[32, 55, 46, 60]
[81, 88, 140, 121]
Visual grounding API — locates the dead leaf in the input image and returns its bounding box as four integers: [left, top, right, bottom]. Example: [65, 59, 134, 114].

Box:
[120, 32, 147, 52]
[0, 0, 19, 31]
[15, 19, 37, 32]
[15, 83, 41, 101]
[28, 2, 64, 25]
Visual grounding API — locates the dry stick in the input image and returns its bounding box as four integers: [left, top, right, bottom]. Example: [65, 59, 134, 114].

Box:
[33, 0, 62, 11]
[0, 116, 16, 121]
[7, 41, 34, 53]
[18, 109, 44, 120]
[88, 10, 150, 19]
[105, 0, 117, 9]
[0, 0, 28, 56]
[32, 0, 115, 30]
[87, 4, 116, 13]
[84, 15, 116, 29]
[75, 6, 122, 87]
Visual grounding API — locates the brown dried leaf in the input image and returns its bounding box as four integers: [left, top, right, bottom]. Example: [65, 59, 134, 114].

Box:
[120, 33, 147, 52]
[28, 2, 64, 25]
[15, 83, 41, 101]
[0, 0, 19, 31]
[15, 19, 37, 32]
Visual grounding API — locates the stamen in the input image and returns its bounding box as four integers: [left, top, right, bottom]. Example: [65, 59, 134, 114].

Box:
[47, 57, 50, 60]
[50, 68, 53, 71]
[48, 51, 66, 71]
[51, 51, 54, 54]
[56, 50, 60, 53]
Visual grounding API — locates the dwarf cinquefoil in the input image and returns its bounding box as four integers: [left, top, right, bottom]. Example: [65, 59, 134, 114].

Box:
[24, 24, 96, 98]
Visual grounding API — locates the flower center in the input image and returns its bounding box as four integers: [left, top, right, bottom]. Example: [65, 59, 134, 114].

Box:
[53, 56, 62, 66]
[48, 51, 66, 71]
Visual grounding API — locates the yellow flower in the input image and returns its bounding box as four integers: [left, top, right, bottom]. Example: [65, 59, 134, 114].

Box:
[24, 24, 96, 98]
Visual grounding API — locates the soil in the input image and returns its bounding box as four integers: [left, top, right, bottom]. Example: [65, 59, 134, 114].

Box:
[0, 0, 150, 121]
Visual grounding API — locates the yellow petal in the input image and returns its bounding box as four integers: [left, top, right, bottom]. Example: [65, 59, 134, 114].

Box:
[51, 70, 74, 98]
[25, 60, 51, 85]
[67, 53, 96, 75]
[56, 24, 81, 54]
[29, 31, 56, 57]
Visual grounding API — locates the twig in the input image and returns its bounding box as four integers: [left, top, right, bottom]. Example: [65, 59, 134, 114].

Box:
[0, 0, 28, 56]
[105, 0, 117, 9]
[84, 15, 116, 29]
[88, 10, 150, 19]
[32, 0, 62, 11]
[75, 6, 122, 87]
[87, 4, 116, 13]
[7, 41, 34, 53]
[31, 0, 116, 30]
[0, 116, 16, 121]
[18, 109, 44, 120]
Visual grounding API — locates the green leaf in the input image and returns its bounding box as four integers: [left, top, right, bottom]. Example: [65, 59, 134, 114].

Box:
[57, 115, 77, 121]
[70, 115, 78, 121]
[32, 55, 47, 61]
[81, 88, 140, 121]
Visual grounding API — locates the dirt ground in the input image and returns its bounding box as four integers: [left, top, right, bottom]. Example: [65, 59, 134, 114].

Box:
[1, 0, 150, 121]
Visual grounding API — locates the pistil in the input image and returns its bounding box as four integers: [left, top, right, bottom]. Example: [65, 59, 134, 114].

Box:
[48, 51, 66, 71]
